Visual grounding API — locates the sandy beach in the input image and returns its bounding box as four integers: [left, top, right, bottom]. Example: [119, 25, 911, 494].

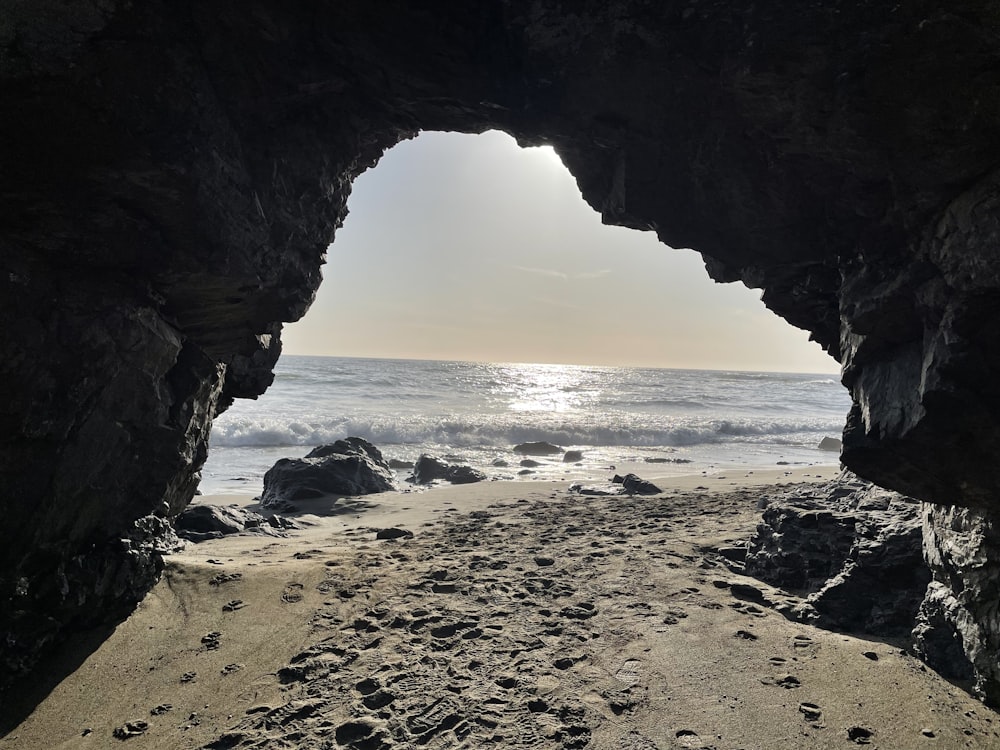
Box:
[5, 467, 998, 749]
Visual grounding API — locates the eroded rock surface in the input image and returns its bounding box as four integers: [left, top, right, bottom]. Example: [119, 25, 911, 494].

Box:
[4, 0, 1000, 700]
[915, 504, 1000, 705]
[173, 503, 299, 542]
[744, 474, 929, 638]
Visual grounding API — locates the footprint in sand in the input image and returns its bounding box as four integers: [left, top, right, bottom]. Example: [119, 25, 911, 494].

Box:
[662, 607, 689, 625]
[674, 728, 710, 749]
[618, 730, 659, 749]
[281, 582, 305, 603]
[799, 702, 823, 721]
[731, 601, 767, 618]
[760, 674, 801, 689]
[847, 725, 875, 744]
[209, 572, 243, 586]
[112, 720, 149, 739]
[615, 659, 643, 687]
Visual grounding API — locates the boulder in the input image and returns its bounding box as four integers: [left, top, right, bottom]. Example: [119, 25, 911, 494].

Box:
[173, 502, 302, 541]
[563, 450, 584, 463]
[743, 473, 929, 637]
[173, 503, 298, 542]
[818, 436, 843, 452]
[260, 438, 396, 507]
[621, 474, 662, 495]
[513, 441, 563, 456]
[174, 504, 261, 536]
[411, 455, 486, 485]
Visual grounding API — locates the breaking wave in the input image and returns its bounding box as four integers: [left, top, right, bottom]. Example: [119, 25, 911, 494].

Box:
[210, 413, 843, 450]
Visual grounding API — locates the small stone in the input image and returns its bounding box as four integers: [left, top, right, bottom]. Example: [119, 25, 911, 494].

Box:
[921, 728, 936, 738]
[513, 441, 563, 455]
[376, 527, 414, 540]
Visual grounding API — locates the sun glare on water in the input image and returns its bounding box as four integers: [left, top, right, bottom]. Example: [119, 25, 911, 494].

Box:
[492, 362, 603, 414]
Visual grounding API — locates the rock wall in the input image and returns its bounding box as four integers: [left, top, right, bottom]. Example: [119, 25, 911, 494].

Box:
[915, 504, 1000, 705]
[744, 474, 930, 638]
[4, 0, 1000, 702]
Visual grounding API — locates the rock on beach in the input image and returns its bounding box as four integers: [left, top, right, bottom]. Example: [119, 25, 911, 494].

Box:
[260, 437, 396, 507]
[410, 455, 487, 485]
[513, 441, 564, 456]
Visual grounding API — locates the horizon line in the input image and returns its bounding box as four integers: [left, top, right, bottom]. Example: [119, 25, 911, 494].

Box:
[276, 351, 843, 379]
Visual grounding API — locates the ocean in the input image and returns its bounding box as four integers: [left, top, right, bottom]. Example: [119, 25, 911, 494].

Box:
[199, 355, 852, 496]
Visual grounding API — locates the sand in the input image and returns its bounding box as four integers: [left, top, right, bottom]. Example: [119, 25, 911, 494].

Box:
[4, 467, 999, 749]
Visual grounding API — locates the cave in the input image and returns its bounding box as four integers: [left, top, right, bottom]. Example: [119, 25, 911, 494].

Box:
[3, 0, 1000, 710]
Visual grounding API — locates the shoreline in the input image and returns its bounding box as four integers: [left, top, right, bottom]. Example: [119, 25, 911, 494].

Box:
[199, 453, 845, 498]
[7, 468, 998, 749]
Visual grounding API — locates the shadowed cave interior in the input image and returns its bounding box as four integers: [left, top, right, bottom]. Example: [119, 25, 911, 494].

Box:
[4, 0, 1000, 723]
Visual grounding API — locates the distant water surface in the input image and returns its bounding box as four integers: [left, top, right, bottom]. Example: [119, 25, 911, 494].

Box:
[201, 356, 851, 494]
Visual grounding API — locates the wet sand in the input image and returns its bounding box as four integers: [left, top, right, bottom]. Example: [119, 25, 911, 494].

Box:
[5, 467, 999, 749]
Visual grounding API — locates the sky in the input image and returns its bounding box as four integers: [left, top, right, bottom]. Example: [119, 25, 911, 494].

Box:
[282, 130, 840, 374]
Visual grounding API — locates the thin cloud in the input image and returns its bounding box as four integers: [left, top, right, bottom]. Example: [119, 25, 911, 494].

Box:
[512, 266, 612, 281]
[513, 265, 569, 280]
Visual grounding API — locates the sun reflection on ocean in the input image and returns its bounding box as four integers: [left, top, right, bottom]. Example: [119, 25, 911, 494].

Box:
[490, 362, 608, 414]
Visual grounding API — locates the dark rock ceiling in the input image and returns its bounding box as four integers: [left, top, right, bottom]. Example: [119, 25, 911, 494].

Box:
[3, 0, 1000, 705]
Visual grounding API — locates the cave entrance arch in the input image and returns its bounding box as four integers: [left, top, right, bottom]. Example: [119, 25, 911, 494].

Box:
[200, 129, 846, 498]
[6, 0, 1000, 718]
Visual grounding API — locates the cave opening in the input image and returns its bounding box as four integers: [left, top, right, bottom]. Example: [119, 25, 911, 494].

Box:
[200, 129, 847, 498]
[8, 2, 1000, 734]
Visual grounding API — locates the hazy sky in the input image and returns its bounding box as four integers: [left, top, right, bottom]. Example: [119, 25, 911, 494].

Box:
[282, 130, 839, 374]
